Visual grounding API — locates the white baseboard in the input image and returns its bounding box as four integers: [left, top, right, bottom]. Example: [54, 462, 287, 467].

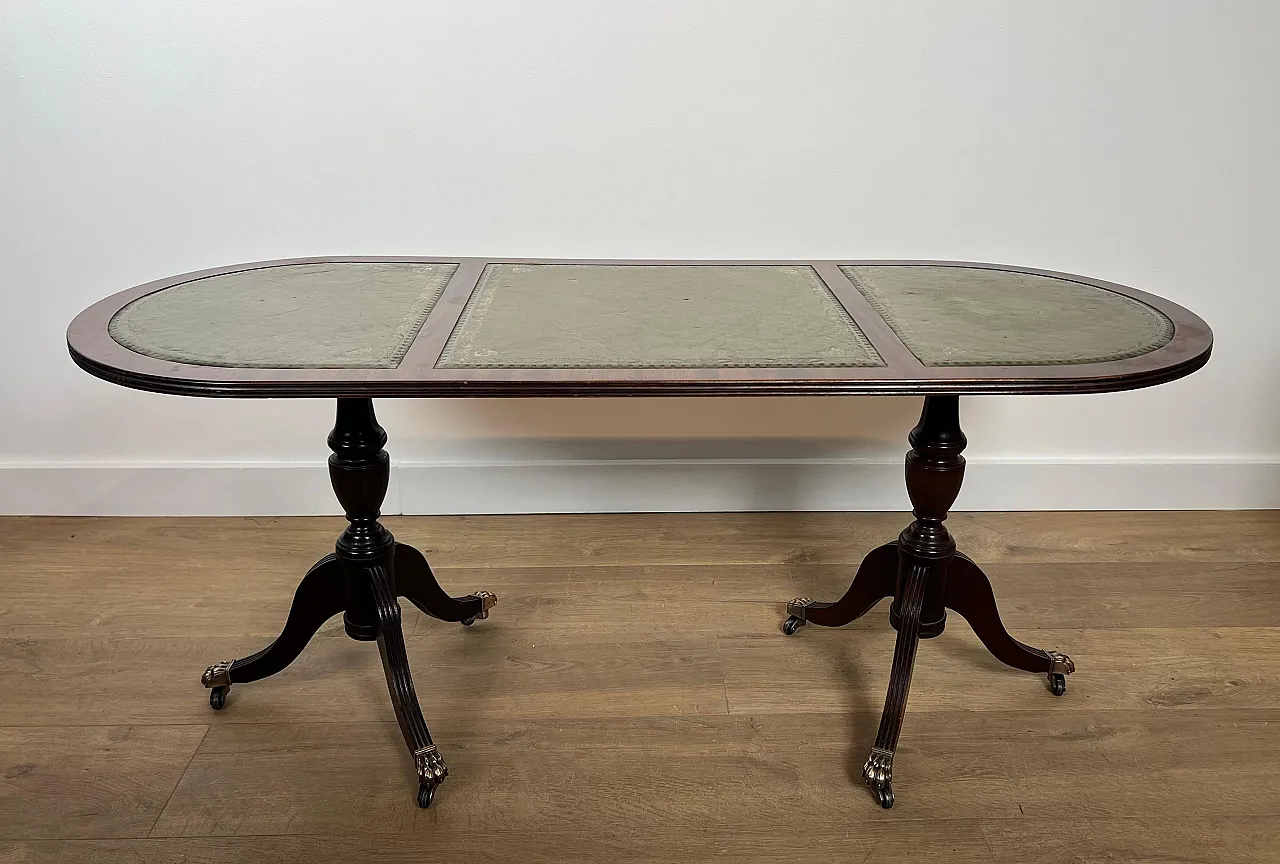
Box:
[2, 457, 1277, 515]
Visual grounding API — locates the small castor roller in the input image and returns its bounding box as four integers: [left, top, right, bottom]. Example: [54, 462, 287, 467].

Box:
[782, 598, 813, 635]
[460, 590, 497, 627]
[1048, 672, 1067, 696]
[417, 781, 437, 808]
[1045, 651, 1073, 696]
[202, 660, 234, 710]
[874, 784, 894, 809]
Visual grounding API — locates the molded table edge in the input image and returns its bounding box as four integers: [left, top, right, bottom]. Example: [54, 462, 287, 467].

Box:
[66, 257, 1214, 398]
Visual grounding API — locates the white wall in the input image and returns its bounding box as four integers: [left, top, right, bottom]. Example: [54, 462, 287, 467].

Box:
[2, 1, 1277, 515]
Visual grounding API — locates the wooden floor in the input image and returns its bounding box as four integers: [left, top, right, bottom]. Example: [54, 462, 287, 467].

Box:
[1, 512, 1279, 863]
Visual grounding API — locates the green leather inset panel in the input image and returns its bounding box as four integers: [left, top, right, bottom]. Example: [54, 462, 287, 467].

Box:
[843, 265, 1174, 367]
[109, 262, 457, 368]
[437, 264, 883, 369]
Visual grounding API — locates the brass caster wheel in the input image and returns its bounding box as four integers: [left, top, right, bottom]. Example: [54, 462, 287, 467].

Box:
[1048, 673, 1067, 696]
[783, 597, 813, 635]
[462, 591, 497, 627]
[875, 784, 894, 809]
[417, 781, 437, 808]
[202, 660, 233, 710]
[1046, 651, 1073, 696]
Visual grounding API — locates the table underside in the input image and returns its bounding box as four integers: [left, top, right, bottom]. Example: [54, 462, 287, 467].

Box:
[68, 258, 1212, 397]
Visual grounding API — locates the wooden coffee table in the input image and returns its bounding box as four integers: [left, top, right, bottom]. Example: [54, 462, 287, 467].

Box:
[68, 258, 1212, 809]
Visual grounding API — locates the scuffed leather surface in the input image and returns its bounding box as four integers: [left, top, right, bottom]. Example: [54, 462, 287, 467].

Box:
[437, 264, 883, 368]
[109, 262, 457, 368]
[843, 265, 1174, 367]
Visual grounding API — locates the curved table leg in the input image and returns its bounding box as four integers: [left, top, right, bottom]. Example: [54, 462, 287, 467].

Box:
[394, 543, 497, 626]
[862, 559, 930, 809]
[945, 552, 1075, 695]
[368, 563, 448, 808]
[783, 542, 897, 634]
[200, 554, 347, 709]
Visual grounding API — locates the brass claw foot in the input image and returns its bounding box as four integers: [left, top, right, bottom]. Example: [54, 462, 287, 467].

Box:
[201, 659, 233, 688]
[783, 597, 813, 635]
[414, 745, 449, 808]
[201, 659, 234, 710]
[1047, 651, 1074, 696]
[863, 747, 895, 809]
[461, 591, 497, 626]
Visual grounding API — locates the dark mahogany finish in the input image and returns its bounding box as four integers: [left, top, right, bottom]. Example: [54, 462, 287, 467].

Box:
[201, 555, 346, 694]
[67, 257, 1212, 399]
[782, 542, 897, 633]
[72, 257, 1211, 811]
[946, 552, 1075, 677]
[329, 398, 394, 641]
[395, 543, 492, 624]
[890, 394, 967, 638]
[784, 395, 1076, 807]
[200, 398, 495, 807]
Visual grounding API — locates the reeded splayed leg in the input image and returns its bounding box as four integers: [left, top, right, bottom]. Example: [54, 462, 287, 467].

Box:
[862, 558, 932, 809]
[946, 552, 1075, 695]
[368, 563, 449, 808]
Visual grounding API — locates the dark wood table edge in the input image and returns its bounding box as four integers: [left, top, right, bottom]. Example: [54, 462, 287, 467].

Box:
[67, 256, 1214, 399]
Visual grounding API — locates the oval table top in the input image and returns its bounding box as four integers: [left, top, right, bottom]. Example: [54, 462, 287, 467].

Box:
[68, 257, 1212, 398]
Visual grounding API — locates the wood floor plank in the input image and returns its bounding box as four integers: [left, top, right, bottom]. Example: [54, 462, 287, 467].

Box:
[784, 560, 1280, 630]
[981, 815, 1280, 864]
[401, 510, 1280, 565]
[149, 715, 1018, 838]
[0, 572, 406, 641]
[944, 510, 1280, 563]
[960, 560, 1280, 628]
[8, 510, 1277, 571]
[146, 709, 1280, 839]
[976, 709, 1280, 819]
[9, 555, 1277, 640]
[0, 819, 1000, 864]
[390, 512, 871, 567]
[0, 627, 726, 727]
[0, 517, 345, 568]
[0, 557, 777, 640]
[0, 513, 872, 569]
[0, 725, 207, 840]
[397, 511, 1280, 565]
[720, 624, 1280, 714]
